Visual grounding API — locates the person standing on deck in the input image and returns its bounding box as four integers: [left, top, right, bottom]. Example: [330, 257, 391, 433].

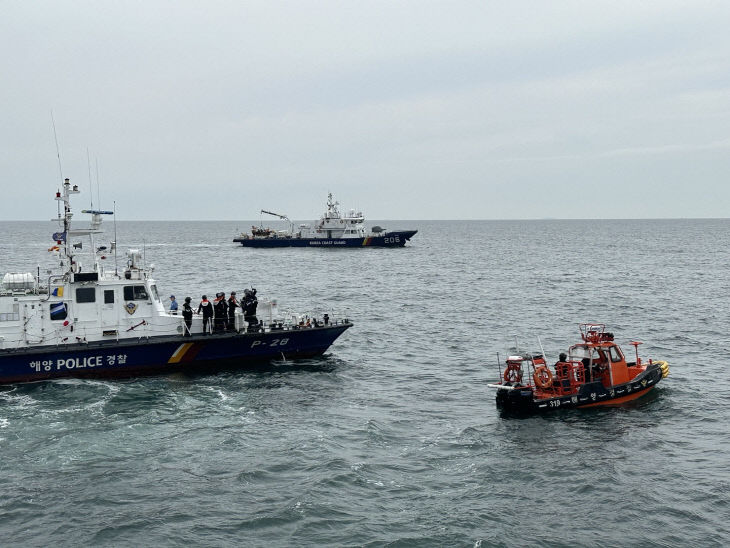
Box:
[197, 295, 213, 335]
[213, 292, 228, 333]
[242, 288, 258, 331]
[227, 291, 239, 331]
[182, 297, 193, 336]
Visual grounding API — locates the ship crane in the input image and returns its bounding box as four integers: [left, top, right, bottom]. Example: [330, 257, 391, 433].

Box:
[261, 209, 290, 222]
[260, 209, 293, 234]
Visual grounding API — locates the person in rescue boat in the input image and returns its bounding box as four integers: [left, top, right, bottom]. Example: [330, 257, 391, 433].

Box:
[169, 295, 178, 315]
[213, 292, 228, 333]
[227, 291, 239, 331]
[582, 358, 591, 382]
[182, 297, 193, 336]
[554, 352, 569, 389]
[197, 295, 213, 335]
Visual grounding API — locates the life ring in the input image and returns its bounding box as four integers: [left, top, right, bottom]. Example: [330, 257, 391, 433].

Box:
[533, 366, 553, 389]
[503, 363, 523, 383]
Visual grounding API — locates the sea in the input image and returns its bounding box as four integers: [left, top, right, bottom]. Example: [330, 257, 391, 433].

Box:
[1, 219, 729, 547]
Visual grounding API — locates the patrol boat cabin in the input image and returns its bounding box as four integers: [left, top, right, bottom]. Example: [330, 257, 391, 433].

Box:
[0, 180, 179, 350]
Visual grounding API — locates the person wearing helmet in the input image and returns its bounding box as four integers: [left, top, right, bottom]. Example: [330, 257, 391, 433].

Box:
[197, 295, 213, 335]
[227, 291, 239, 331]
[182, 297, 193, 336]
[213, 292, 228, 333]
[242, 288, 258, 331]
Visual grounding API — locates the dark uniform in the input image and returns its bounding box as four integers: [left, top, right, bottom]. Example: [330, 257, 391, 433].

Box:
[242, 288, 258, 331]
[214, 292, 228, 333]
[227, 292, 239, 331]
[182, 297, 194, 336]
[197, 295, 213, 335]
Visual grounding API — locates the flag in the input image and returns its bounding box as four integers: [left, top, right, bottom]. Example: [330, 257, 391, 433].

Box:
[52, 287, 64, 297]
[50, 302, 67, 321]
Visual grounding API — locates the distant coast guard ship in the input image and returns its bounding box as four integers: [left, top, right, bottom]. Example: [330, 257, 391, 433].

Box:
[233, 193, 417, 248]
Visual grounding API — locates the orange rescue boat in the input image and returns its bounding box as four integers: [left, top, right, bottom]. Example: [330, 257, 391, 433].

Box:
[488, 324, 669, 414]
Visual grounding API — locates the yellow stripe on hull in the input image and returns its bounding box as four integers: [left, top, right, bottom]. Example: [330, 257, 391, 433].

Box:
[168, 343, 193, 364]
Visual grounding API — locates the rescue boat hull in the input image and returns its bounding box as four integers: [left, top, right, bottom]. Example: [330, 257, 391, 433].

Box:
[495, 363, 664, 414]
[0, 323, 351, 384]
[233, 230, 418, 248]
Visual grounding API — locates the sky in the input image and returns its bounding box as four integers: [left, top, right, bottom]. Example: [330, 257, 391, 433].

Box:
[2, 1, 730, 220]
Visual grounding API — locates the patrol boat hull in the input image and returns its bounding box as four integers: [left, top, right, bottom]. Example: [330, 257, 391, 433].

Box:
[233, 230, 417, 248]
[0, 323, 351, 384]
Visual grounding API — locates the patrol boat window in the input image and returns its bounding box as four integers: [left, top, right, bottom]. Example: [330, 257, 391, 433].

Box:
[76, 287, 96, 303]
[104, 290, 115, 304]
[123, 285, 149, 301]
[149, 284, 160, 302]
[1, 304, 20, 321]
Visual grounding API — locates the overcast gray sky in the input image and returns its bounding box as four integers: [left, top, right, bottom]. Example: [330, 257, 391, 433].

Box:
[2, 1, 730, 220]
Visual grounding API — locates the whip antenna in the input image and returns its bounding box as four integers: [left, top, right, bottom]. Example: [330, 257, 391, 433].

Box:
[51, 110, 64, 184]
[95, 157, 101, 209]
[87, 147, 93, 208]
[113, 200, 118, 276]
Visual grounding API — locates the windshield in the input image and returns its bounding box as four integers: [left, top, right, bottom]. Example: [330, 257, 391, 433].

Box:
[568, 345, 590, 360]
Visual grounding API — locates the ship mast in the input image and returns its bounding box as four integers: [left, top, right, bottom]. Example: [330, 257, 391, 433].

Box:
[53, 178, 113, 277]
[53, 178, 79, 274]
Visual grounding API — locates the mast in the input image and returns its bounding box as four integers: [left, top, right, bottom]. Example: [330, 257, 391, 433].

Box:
[52, 178, 113, 277]
[53, 178, 79, 273]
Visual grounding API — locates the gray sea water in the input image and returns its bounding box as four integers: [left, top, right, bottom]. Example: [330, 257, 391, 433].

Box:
[1, 219, 729, 547]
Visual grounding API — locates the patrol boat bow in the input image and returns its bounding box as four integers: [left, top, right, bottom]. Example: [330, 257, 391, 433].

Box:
[233, 193, 417, 247]
[0, 179, 352, 384]
[488, 324, 669, 414]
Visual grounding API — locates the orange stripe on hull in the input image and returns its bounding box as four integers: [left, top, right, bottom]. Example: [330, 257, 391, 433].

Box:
[578, 386, 653, 408]
[178, 342, 204, 363]
[167, 342, 204, 364]
[168, 343, 193, 364]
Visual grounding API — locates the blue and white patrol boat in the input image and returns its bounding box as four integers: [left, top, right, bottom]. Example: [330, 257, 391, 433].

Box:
[233, 193, 417, 248]
[0, 179, 351, 384]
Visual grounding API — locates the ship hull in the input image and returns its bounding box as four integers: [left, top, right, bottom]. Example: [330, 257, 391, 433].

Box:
[0, 323, 351, 384]
[494, 363, 665, 415]
[233, 230, 418, 248]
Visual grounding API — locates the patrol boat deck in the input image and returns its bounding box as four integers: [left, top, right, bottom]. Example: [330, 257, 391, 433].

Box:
[0, 179, 351, 384]
[233, 193, 417, 248]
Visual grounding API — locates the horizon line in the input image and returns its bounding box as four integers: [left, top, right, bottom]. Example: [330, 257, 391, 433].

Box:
[5, 217, 730, 222]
